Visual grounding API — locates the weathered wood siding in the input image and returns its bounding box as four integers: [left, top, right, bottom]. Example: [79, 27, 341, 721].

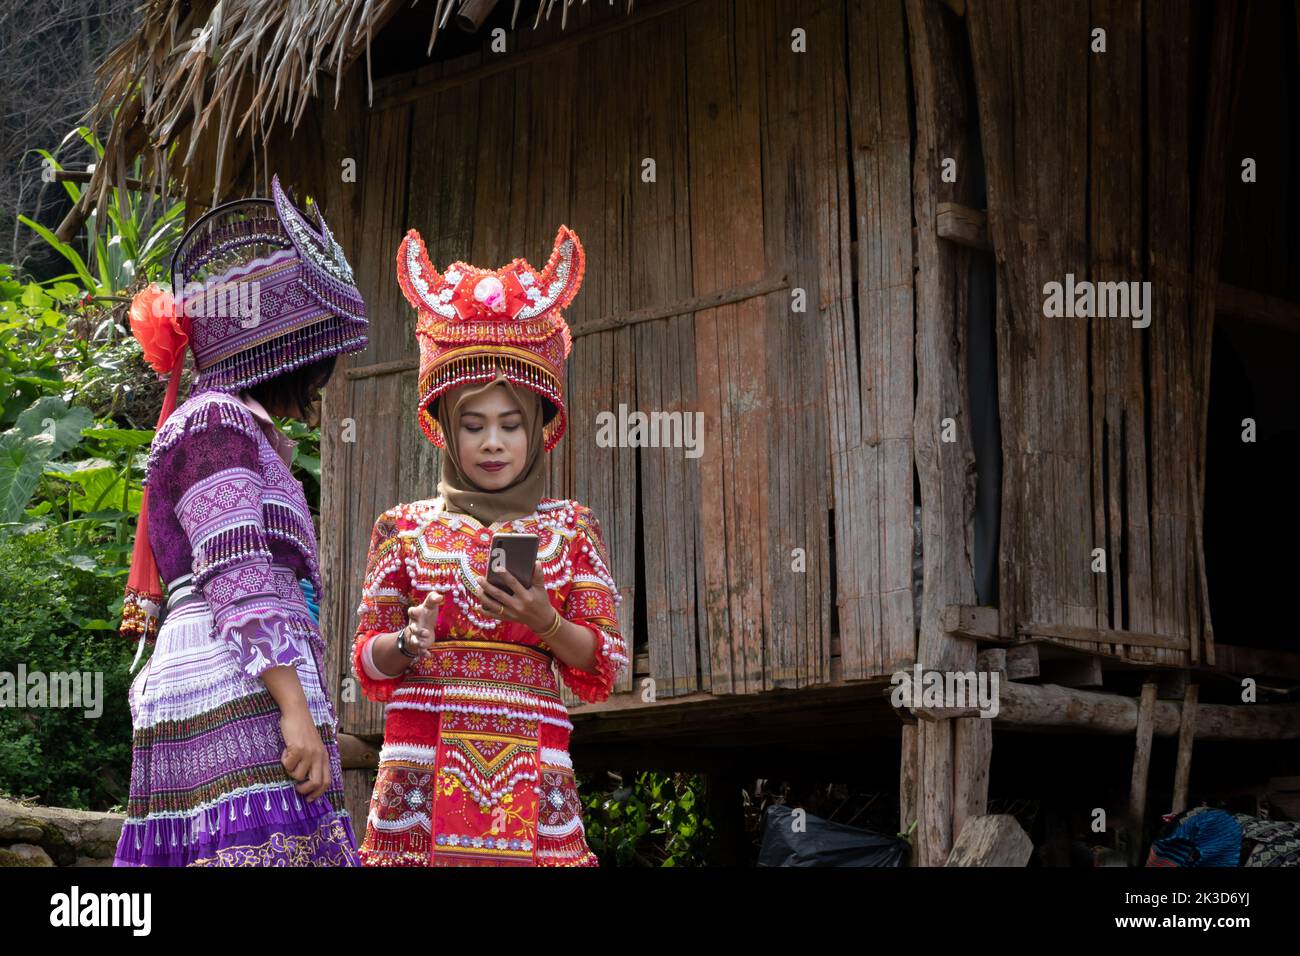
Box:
[965, 0, 1243, 664]
[286, 0, 920, 732]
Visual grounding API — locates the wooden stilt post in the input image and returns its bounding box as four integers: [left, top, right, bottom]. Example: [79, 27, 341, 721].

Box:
[953, 716, 992, 843]
[920, 720, 955, 867]
[900, 723, 918, 851]
[1171, 684, 1199, 814]
[906, 0, 984, 867]
[1127, 682, 1159, 866]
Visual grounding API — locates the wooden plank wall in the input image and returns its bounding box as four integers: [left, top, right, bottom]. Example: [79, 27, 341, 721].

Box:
[966, 0, 1222, 663]
[288, 0, 919, 748]
[837, 0, 917, 680]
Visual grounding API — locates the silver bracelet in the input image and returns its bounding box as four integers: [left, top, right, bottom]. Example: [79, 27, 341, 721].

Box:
[396, 625, 419, 659]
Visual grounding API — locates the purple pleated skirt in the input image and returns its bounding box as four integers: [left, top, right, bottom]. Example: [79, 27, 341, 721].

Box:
[113, 589, 358, 866]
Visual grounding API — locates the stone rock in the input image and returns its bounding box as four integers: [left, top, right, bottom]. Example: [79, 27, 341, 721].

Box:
[0, 843, 54, 866]
[0, 798, 125, 864]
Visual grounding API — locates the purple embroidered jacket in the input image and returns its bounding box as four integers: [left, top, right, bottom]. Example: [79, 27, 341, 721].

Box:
[145, 389, 324, 682]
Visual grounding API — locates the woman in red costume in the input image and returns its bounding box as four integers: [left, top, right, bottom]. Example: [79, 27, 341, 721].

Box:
[351, 225, 628, 866]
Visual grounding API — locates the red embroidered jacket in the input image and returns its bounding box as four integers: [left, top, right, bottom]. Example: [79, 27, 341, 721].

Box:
[351, 497, 627, 704]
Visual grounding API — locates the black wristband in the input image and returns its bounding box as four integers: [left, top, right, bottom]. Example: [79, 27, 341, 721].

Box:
[396, 625, 419, 659]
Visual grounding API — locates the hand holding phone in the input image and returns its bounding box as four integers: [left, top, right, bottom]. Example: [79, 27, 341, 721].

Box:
[486, 533, 540, 595]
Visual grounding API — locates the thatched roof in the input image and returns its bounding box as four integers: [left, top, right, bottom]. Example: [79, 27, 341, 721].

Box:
[63, 0, 632, 241]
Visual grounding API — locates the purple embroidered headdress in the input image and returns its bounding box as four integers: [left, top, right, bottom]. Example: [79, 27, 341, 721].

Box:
[173, 173, 368, 392]
[121, 174, 368, 645]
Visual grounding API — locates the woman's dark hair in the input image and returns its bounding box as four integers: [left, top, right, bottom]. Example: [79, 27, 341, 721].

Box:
[249, 354, 337, 419]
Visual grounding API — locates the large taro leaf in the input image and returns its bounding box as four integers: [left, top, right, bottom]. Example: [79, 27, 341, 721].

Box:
[0, 397, 93, 522]
[0, 430, 53, 522]
[14, 396, 92, 457]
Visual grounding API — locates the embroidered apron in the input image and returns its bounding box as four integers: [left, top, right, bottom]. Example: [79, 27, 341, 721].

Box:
[364, 639, 593, 867]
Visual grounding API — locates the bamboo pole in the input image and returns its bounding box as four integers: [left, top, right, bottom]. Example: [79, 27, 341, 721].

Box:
[1127, 683, 1159, 866]
[1171, 684, 1199, 813]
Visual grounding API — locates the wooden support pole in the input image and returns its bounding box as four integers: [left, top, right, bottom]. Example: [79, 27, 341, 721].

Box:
[1171, 684, 1199, 814]
[900, 722, 918, 859]
[906, 0, 982, 868]
[953, 717, 992, 843]
[919, 719, 955, 867]
[1188, 0, 1249, 668]
[1127, 682, 1159, 866]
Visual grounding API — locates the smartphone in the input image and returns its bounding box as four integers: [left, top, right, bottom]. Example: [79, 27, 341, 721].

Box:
[486, 533, 539, 594]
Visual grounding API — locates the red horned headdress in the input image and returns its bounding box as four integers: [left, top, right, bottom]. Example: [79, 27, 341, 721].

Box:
[396, 225, 583, 452]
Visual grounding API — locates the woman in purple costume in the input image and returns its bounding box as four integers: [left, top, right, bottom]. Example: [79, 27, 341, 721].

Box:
[113, 176, 368, 866]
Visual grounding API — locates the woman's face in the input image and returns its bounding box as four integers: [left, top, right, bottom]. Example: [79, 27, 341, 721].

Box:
[454, 386, 528, 489]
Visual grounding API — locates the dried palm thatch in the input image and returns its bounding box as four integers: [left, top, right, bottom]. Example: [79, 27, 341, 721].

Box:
[63, 0, 633, 241]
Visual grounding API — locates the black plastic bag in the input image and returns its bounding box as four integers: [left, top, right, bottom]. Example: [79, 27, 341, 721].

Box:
[757, 804, 908, 867]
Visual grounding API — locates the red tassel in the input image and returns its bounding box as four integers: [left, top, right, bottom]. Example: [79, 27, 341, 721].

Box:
[120, 300, 188, 647]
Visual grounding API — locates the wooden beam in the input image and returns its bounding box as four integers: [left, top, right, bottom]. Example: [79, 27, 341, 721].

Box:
[941, 604, 1000, 639]
[1127, 682, 1158, 865]
[935, 201, 990, 250]
[995, 680, 1300, 740]
[1216, 284, 1300, 335]
[570, 273, 789, 336]
[53, 169, 164, 194]
[1017, 620, 1188, 650]
[941, 605, 1190, 651]
[1005, 643, 1039, 680]
[344, 357, 419, 380]
[344, 274, 790, 379]
[1171, 684, 1199, 814]
[338, 732, 379, 770]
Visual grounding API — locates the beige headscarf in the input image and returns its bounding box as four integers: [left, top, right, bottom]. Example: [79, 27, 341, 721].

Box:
[435, 372, 547, 525]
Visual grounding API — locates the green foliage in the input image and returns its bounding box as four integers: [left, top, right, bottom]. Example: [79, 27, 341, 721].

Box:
[578, 770, 714, 866]
[0, 397, 94, 523]
[21, 128, 184, 301]
[0, 127, 181, 812]
[279, 415, 322, 511]
[0, 530, 136, 810]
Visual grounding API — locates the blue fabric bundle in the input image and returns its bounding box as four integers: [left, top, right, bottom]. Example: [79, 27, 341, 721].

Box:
[298, 578, 320, 626]
[1148, 808, 1242, 867]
